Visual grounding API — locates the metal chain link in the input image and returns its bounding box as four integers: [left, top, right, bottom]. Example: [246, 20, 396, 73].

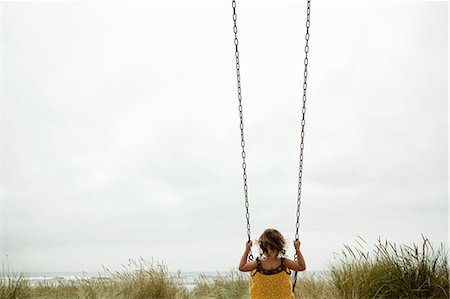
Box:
[293, 0, 311, 293]
[295, 0, 311, 249]
[232, 0, 310, 265]
[232, 0, 253, 262]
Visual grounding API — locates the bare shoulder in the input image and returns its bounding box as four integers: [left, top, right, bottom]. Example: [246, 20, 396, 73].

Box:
[283, 257, 305, 272]
[238, 260, 257, 272]
[283, 257, 297, 268]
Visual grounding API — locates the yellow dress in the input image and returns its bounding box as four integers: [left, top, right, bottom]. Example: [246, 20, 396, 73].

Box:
[249, 257, 295, 299]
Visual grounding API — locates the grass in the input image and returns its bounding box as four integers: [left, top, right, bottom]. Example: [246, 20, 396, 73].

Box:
[1, 236, 448, 299]
[1, 258, 190, 299]
[105, 258, 189, 299]
[0, 269, 30, 299]
[293, 272, 339, 298]
[191, 271, 249, 299]
[330, 235, 449, 298]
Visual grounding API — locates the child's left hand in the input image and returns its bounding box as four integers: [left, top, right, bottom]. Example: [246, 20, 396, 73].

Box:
[245, 240, 252, 252]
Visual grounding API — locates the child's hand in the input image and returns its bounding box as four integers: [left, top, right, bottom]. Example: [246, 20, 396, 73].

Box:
[294, 240, 301, 251]
[245, 240, 253, 252]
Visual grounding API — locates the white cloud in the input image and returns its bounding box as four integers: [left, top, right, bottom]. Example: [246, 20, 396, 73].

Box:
[1, 0, 448, 272]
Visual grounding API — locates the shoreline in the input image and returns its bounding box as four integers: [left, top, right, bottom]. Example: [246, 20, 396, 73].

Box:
[1, 238, 447, 298]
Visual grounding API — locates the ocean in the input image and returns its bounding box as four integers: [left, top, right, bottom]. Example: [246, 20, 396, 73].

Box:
[3, 271, 231, 291]
[4, 270, 330, 291]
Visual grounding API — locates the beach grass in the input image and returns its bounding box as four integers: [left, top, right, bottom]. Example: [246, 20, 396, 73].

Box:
[190, 271, 249, 299]
[1, 236, 448, 299]
[330, 235, 449, 298]
[0, 269, 31, 299]
[293, 273, 339, 298]
[103, 258, 189, 299]
[1, 258, 190, 299]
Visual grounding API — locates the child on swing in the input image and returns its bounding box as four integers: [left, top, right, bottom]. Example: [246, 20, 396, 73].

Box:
[238, 228, 306, 299]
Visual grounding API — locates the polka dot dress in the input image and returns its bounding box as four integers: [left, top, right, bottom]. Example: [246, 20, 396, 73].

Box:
[249, 257, 295, 299]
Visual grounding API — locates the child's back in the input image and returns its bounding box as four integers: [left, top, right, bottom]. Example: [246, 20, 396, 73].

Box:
[238, 228, 306, 299]
[249, 256, 294, 299]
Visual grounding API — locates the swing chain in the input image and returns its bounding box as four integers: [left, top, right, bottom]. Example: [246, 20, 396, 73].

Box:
[293, 1, 311, 293]
[294, 0, 311, 250]
[232, 0, 253, 261]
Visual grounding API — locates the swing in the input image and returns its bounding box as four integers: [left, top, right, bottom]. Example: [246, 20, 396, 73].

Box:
[231, 0, 312, 292]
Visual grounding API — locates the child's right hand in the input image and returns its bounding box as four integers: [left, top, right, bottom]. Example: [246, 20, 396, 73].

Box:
[294, 240, 301, 250]
[245, 240, 253, 251]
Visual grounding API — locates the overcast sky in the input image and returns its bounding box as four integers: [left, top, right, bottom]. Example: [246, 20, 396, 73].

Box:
[1, 0, 448, 274]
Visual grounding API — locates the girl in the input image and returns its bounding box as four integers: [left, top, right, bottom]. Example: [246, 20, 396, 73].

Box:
[238, 228, 306, 299]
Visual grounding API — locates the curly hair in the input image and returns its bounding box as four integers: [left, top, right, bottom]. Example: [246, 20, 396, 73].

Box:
[257, 228, 286, 258]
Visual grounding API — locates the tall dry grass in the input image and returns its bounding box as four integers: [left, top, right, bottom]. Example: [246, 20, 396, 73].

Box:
[1, 258, 189, 299]
[107, 258, 189, 299]
[191, 271, 249, 299]
[1, 236, 448, 298]
[330, 235, 449, 298]
[293, 273, 338, 298]
[0, 269, 30, 299]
